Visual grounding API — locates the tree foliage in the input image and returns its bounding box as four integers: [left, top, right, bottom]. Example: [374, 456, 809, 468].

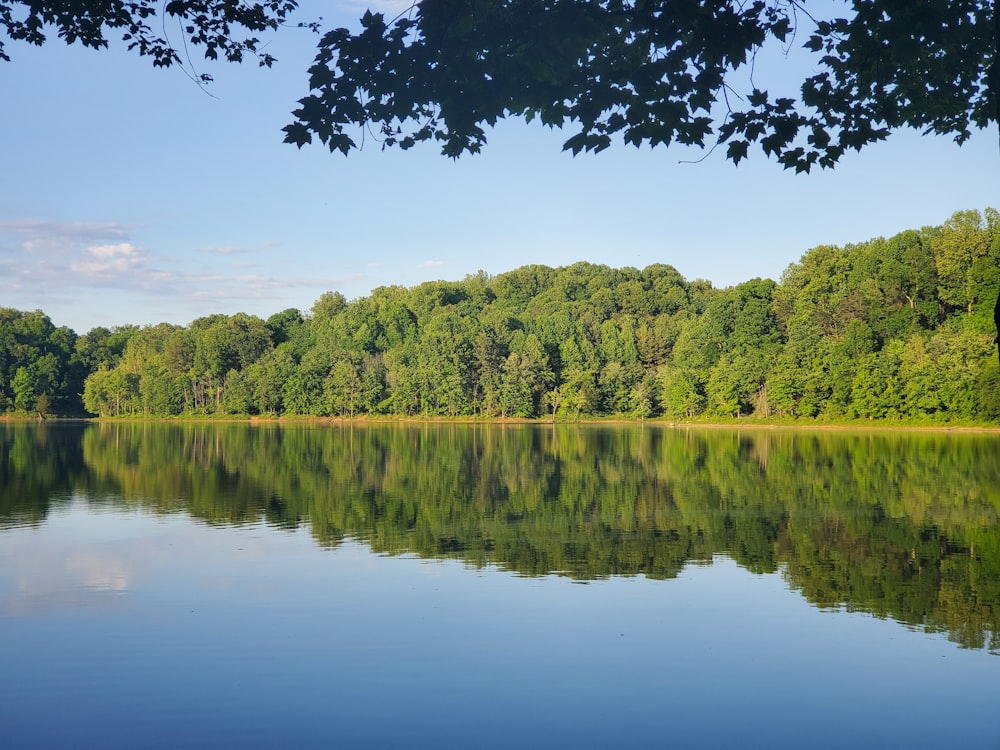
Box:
[4, 209, 997, 423]
[3, 2, 994, 171]
[0, 308, 96, 415]
[282, 1, 998, 171]
[0, 1, 301, 78]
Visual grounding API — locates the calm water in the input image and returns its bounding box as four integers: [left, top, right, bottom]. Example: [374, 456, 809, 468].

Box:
[1, 422, 998, 748]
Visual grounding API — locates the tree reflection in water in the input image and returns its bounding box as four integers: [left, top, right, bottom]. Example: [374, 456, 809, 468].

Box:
[2, 420, 997, 652]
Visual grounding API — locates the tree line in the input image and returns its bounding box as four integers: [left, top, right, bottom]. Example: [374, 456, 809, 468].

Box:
[1, 208, 998, 422]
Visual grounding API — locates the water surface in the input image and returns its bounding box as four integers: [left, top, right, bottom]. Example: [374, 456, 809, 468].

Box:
[1, 422, 998, 748]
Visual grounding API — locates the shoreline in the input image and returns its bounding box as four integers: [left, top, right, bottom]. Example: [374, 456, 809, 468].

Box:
[6, 414, 1000, 433]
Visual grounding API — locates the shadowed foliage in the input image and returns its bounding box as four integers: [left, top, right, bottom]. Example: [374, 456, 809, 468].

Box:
[282, 1, 997, 173]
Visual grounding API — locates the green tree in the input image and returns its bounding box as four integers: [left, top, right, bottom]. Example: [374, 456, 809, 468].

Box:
[656, 365, 704, 418]
[498, 332, 552, 418]
[188, 313, 272, 411]
[358, 353, 387, 414]
[930, 209, 999, 325]
[974, 359, 1000, 420]
[326, 358, 363, 417]
[559, 367, 599, 419]
[847, 230, 939, 343]
[766, 319, 827, 418]
[284, 347, 330, 415]
[850, 341, 904, 420]
[246, 346, 296, 415]
[82, 366, 112, 417]
[0, 308, 80, 414]
[898, 326, 996, 420]
[11, 367, 33, 412]
[266, 308, 307, 349]
[629, 375, 656, 419]
[819, 319, 876, 418]
[382, 344, 422, 416]
[471, 327, 506, 416]
[221, 368, 253, 415]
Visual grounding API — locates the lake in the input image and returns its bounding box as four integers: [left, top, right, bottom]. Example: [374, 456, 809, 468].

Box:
[1, 421, 998, 748]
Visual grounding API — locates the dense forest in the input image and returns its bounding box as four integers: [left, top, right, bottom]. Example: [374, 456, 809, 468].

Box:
[2, 208, 998, 422]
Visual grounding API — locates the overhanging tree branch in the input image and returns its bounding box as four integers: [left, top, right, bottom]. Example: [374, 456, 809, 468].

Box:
[280, 1, 995, 173]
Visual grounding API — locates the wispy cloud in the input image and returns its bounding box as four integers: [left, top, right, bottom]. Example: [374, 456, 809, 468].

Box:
[0, 219, 355, 324]
[418, 260, 445, 268]
[1, 219, 134, 251]
[0, 221, 170, 292]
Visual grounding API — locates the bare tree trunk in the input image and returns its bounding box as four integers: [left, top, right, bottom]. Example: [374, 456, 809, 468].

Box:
[994, 287, 1000, 365]
[993, 1, 1000, 364]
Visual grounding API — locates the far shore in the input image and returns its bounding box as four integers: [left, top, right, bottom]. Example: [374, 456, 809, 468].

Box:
[5, 413, 1000, 433]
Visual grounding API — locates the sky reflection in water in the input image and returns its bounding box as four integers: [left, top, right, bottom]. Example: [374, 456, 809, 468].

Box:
[2, 499, 998, 750]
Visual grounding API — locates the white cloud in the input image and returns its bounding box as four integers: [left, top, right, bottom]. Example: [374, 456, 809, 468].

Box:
[418, 260, 445, 268]
[87, 243, 136, 260]
[0, 221, 149, 293]
[0, 218, 356, 328]
[70, 243, 144, 276]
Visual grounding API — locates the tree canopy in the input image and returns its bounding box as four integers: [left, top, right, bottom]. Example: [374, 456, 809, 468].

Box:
[3, 209, 997, 422]
[280, 0, 997, 172]
[2, 2, 995, 170]
[0, 1, 302, 78]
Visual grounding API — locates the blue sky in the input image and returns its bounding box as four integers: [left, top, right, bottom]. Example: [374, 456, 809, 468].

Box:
[1, 1, 997, 334]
